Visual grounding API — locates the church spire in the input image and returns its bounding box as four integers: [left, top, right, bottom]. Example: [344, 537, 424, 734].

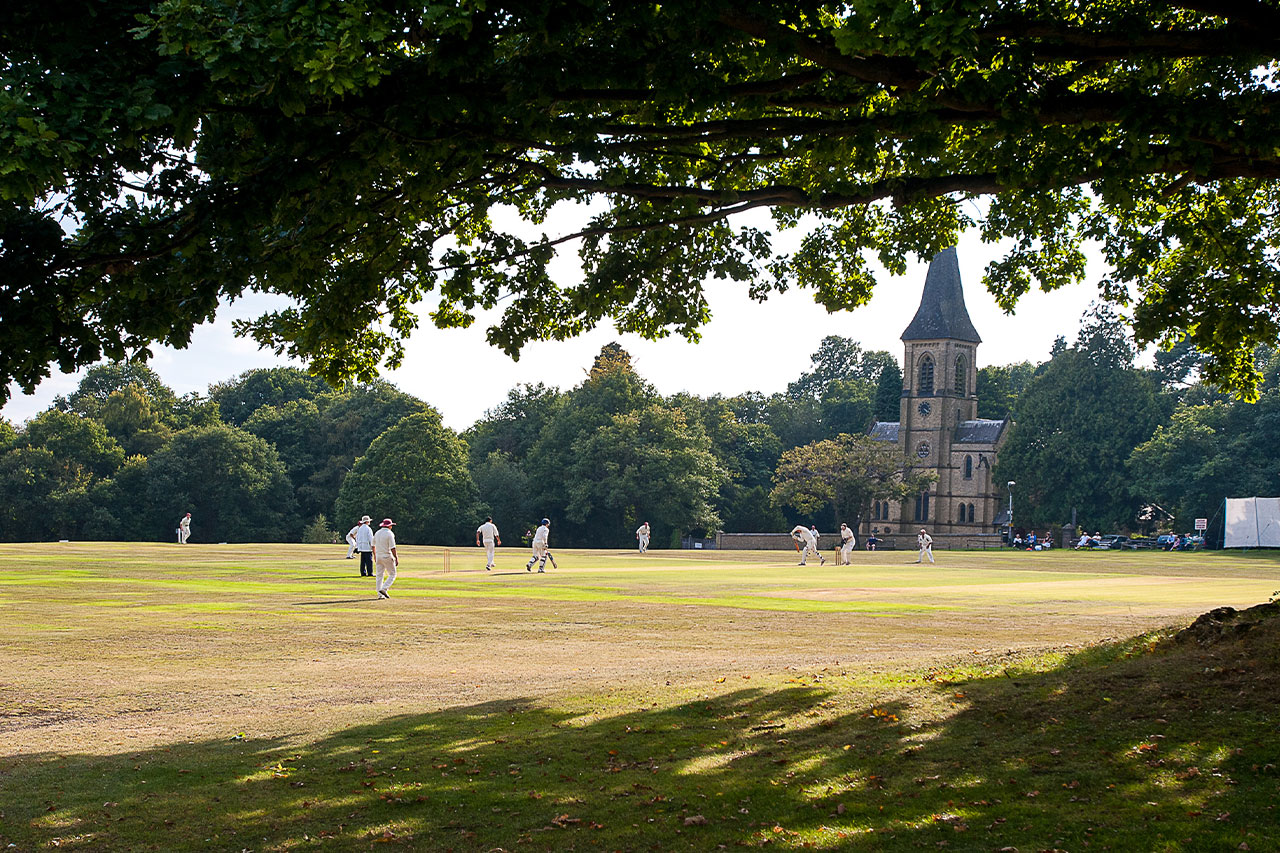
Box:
[901, 247, 981, 343]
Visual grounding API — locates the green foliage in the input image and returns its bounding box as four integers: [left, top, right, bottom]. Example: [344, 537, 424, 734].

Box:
[0, 447, 74, 541]
[18, 409, 125, 480]
[525, 345, 657, 545]
[819, 379, 875, 438]
[976, 362, 1036, 421]
[873, 360, 903, 422]
[786, 337, 895, 400]
[243, 398, 326, 519]
[86, 455, 154, 541]
[719, 484, 788, 533]
[209, 368, 331, 426]
[56, 364, 179, 422]
[142, 423, 297, 542]
[464, 383, 563, 466]
[334, 411, 479, 545]
[301, 514, 339, 545]
[99, 384, 173, 456]
[996, 349, 1167, 531]
[671, 394, 784, 532]
[771, 434, 934, 527]
[1152, 338, 1209, 392]
[471, 451, 535, 537]
[6, 1, 1280, 399]
[565, 403, 728, 545]
[1129, 392, 1280, 531]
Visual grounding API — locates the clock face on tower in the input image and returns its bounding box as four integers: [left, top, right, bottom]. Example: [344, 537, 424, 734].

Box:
[917, 401, 932, 417]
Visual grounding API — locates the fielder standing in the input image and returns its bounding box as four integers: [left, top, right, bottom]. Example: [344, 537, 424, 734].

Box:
[636, 521, 651, 554]
[914, 528, 935, 564]
[790, 524, 825, 566]
[476, 516, 501, 570]
[177, 512, 192, 544]
[839, 523, 856, 565]
[373, 518, 398, 598]
[526, 518, 552, 572]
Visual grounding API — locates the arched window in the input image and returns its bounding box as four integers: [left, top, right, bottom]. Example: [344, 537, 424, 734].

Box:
[955, 355, 966, 395]
[968, 503, 976, 523]
[964, 455, 973, 479]
[956, 505, 966, 523]
[917, 354, 935, 395]
[914, 491, 930, 521]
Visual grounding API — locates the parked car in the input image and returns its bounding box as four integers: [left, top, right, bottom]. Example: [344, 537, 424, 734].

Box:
[1096, 534, 1129, 550]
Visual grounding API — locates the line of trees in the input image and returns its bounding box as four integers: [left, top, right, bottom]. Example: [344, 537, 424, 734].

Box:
[3, 312, 1277, 545]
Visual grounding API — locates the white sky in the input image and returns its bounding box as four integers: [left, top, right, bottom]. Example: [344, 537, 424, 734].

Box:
[2, 226, 1107, 431]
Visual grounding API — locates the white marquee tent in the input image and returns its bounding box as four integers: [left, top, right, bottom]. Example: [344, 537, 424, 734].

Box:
[1223, 497, 1280, 548]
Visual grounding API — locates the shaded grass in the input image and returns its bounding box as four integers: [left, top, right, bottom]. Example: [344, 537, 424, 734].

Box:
[4, 621, 1279, 851]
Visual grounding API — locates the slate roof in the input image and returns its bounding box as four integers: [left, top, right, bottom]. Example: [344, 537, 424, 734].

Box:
[868, 421, 900, 442]
[954, 419, 1007, 444]
[901, 247, 982, 343]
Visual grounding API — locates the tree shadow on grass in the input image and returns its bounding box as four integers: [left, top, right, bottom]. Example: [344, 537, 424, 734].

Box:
[4, 616, 1279, 851]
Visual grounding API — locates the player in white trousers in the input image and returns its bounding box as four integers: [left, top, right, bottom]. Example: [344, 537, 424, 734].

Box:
[790, 524, 825, 566]
[476, 516, 501, 569]
[839, 522, 856, 565]
[373, 518, 398, 598]
[915, 528, 935, 564]
[526, 518, 552, 572]
[345, 521, 360, 559]
[636, 521, 650, 553]
[177, 512, 191, 544]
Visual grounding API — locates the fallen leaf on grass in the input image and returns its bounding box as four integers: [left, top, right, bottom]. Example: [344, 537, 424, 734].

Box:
[684, 815, 708, 826]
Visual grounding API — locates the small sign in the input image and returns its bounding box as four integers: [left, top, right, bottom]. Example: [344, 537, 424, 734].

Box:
[1194, 518, 1208, 530]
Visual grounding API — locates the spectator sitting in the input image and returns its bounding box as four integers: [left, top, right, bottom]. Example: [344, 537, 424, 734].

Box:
[866, 532, 880, 551]
[1013, 533, 1024, 548]
[1075, 532, 1090, 550]
[1026, 532, 1038, 550]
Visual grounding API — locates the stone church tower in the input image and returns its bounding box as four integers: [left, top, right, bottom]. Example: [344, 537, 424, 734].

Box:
[866, 247, 1008, 545]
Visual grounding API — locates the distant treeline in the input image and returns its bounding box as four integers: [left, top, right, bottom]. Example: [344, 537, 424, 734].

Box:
[3, 308, 1277, 545]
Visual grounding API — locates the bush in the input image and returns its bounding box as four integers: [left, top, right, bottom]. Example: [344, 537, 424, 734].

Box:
[301, 514, 339, 544]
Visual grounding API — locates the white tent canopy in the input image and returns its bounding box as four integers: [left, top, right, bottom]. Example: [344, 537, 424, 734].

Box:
[1223, 497, 1280, 548]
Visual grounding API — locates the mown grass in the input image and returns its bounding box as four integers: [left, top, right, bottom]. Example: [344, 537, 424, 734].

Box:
[2, 543, 1279, 851]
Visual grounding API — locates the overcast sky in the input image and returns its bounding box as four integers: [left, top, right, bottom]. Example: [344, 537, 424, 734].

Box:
[3, 226, 1107, 431]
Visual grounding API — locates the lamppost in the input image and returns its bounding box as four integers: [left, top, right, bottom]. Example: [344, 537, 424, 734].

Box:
[1007, 481, 1016, 545]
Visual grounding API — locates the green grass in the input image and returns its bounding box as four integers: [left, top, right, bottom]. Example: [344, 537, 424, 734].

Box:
[2, 542, 1279, 851]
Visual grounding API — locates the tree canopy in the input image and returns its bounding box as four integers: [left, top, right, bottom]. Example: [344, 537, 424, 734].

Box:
[335, 410, 480, 545]
[771, 433, 934, 530]
[5, 0, 1280, 402]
